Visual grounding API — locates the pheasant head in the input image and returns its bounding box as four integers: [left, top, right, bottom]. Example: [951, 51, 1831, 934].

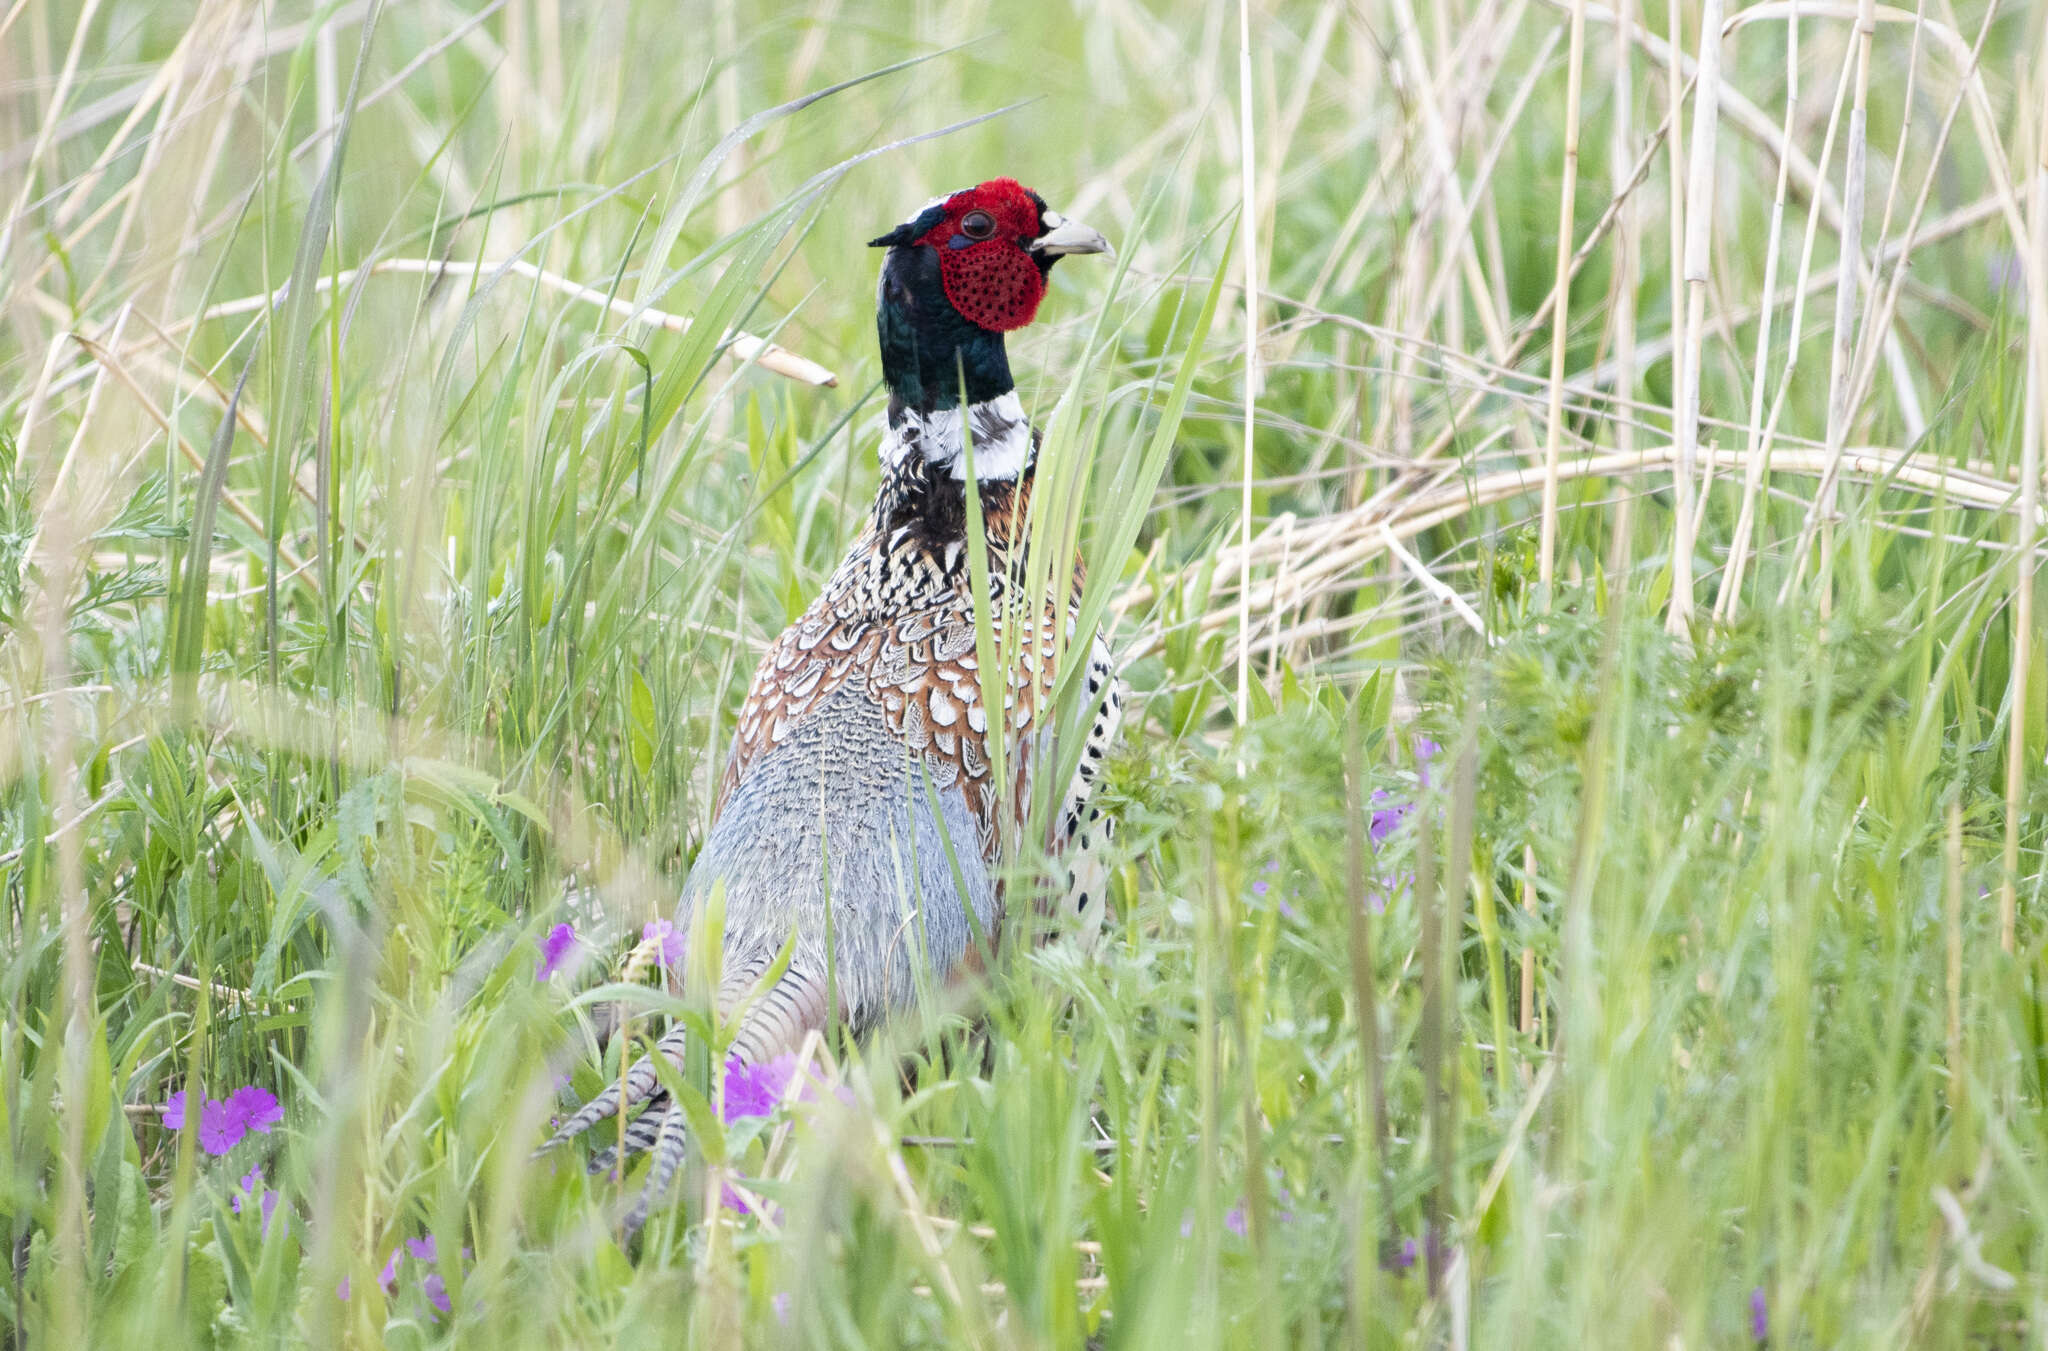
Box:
[868, 179, 1109, 482]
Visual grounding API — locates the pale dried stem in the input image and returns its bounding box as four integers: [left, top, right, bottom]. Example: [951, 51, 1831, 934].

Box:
[1789, 0, 1877, 614]
[0, 0, 102, 269]
[1118, 440, 2046, 650]
[1381, 524, 1490, 639]
[1668, 0, 1724, 636]
[179, 257, 838, 387]
[2005, 48, 2048, 954]
[1235, 0, 1260, 737]
[1714, 1, 1800, 624]
[1840, 2, 2001, 445]
[130, 960, 289, 1011]
[1604, 0, 1639, 579]
[1537, 0, 1588, 607]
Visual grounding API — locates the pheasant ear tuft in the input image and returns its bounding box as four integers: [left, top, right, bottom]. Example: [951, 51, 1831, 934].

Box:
[868, 226, 913, 249]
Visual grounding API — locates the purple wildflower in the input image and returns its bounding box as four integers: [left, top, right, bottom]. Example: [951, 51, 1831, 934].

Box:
[336, 1277, 351, 1301]
[536, 923, 577, 981]
[723, 1054, 797, 1121]
[230, 1167, 282, 1237]
[1412, 735, 1441, 781]
[162, 1090, 188, 1131]
[771, 1291, 792, 1326]
[376, 1234, 470, 1312]
[643, 919, 685, 969]
[1750, 1286, 1768, 1341]
[1381, 1236, 1419, 1271]
[228, 1085, 282, 1134]
[198, 1098, 244, 1156]
[1368, 788, 1411, 845]
[1223, 1205, 1247, 1237]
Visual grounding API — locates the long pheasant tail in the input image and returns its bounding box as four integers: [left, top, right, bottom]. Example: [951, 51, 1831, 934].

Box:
[537, 980, 822, 1236]
[535, 1022, 691, 1157]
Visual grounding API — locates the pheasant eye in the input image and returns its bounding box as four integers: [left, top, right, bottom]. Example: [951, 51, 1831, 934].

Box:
[958, 209, 996, 240]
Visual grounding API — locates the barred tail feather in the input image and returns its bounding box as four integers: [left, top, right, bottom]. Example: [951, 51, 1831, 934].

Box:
[536, 1021, 689, 1156]
[622, 1101, 693, 1237]
[539, 966, 832, 1233]
[586, 1095, 669, 1176]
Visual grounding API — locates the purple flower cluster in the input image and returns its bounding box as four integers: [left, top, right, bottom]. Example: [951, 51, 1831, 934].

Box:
[718, 1054, 796, 1216]
[1361, 735, 1441, 911]
[1369, 735, 1440, 845]
[536, 922, 579, 981]
[715, 1053, 856, 1217]
[722, 1053, 797, 1122]
[340, 1234, 470, 1316]
[1750, 1286, 1768, 1341]
[1251, 859, 1304, 922]
[231, 1166, 284, 1238]
[643, 919, 686, 970]
[162, 1084, 283, 1157]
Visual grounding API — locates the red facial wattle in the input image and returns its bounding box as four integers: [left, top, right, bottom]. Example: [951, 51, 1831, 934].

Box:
[914, 179, 1048, 333]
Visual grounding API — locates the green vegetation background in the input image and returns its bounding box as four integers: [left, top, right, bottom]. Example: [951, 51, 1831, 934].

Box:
[1, 0, 2042, 1345]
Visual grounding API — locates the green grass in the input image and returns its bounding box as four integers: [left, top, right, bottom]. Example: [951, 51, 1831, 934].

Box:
[2, 0, 2044, 1345]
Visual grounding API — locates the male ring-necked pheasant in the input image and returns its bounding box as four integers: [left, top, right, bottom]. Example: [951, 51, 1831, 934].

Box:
[542, 179, 1120, 1226]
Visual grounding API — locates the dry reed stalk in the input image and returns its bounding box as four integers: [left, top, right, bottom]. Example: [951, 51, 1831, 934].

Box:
[0, 0, 102, 269]
[1800, 0, 1877, 614]
[1537, 0, 1588, 608]
[1928, 0, 2036, 268]
[1384, 0, 1508, 354]
[1117, 440, 2047, 657]
[1841, 2, 2004, 435]
[1235, 0, 1261, 739]
[1407, 21, 1564, 338]
[1722, 16, 1865, 613]
[1381, 524, 1489, 638]
[1604, 0, 1640, 580]
[1668, 0, 1724, 636]
[2005, 51, 2048, 955]
[1367, 0, 1920, 522]
[179, 256, 838, 386]
[1714, 1, 1800, 623]
[1580, 0, 1932, 433]
[1663, 0, 1686, 458]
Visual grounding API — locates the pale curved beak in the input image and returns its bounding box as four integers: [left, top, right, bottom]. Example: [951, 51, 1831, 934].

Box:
[1031, 209, 1113, 259]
